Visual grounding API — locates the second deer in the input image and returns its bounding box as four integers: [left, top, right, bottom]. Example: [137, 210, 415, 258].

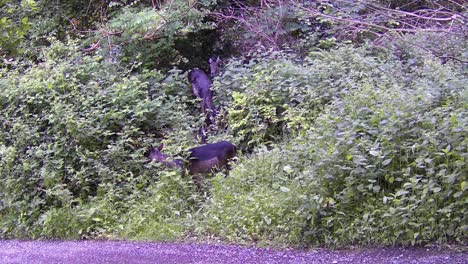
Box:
[148, 141, 236, 188]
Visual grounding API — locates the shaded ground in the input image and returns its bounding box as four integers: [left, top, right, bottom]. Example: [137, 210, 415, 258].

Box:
[0, 240, 466, 264]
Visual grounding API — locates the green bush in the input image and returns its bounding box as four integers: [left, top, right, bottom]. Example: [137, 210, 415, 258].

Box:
[1, 4, 466, 248]
[97, 1, 215, 70]
[214, 46, 386, 149]
[0, 0, 37, 56]
[118, 170, 201, 240]
[0, 39, 198, 238]
[200, 44, 467, 247]
[197, 149, 313, 246]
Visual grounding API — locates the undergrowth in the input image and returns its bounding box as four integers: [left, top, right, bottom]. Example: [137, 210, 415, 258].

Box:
[0, 34, 466, 247]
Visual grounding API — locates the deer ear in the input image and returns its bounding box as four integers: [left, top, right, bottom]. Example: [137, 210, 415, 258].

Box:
[157, 144, 164, 151]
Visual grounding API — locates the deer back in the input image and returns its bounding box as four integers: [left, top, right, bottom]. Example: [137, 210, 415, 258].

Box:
[149, 141, 236, 174]
[187, 141, 236, 174]
[188, 69, 215, 114]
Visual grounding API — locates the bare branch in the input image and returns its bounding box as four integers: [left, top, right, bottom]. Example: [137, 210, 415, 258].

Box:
[211, 5, 283, 51]
[293, 0, 466, 37]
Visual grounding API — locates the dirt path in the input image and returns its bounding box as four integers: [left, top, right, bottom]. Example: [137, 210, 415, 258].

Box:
[0, 240, 466, 264]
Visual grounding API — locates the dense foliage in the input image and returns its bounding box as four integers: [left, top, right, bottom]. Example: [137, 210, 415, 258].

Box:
[0, 0, 36, 56]
[0, 0, 466, 247]
[0, 39, 202, 238]
[203, 44, 467, 246]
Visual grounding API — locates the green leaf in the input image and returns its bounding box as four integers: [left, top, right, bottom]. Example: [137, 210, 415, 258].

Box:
[283, 165, 294, 174]
[382, 158, 392, 166]
[396, 190, 409, 197]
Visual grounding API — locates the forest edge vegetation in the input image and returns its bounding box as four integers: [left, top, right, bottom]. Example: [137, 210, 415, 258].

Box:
[0, 0, 466, 248]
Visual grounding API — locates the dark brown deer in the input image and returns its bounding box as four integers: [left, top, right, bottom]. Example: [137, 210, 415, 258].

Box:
[188, 57, 222, 118]
[188, 68, 216, 117]
[189, 58, 220, 143]
[148, 141, 237, 187]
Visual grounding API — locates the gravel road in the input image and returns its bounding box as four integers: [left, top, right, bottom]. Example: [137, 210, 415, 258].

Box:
[0, 240, 466, 264]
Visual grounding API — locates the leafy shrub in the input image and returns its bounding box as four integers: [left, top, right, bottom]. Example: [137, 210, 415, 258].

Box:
[199, 44, 467, 247]
[1, 0, 466, 248]
[0, 39, 197, 238]
[213, 46, 385, 149]
[118, 170, 201, 240]
[386, 31, 468, 66]
[197, 148, 313, 246]
[97, 1, 215, 70]
[0, 0, 37, 56]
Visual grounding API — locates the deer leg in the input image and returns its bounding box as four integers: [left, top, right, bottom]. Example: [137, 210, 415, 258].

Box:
[192, 174, 202, 190]
[200, 101, 206, 114]
[197, 125, 208, 143]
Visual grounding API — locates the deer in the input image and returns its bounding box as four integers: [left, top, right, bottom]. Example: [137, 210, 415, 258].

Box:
[188, 57, 222, 118]
[188, 57, 222, 143]
[148, 141, 237, 188]
[188, 68, 216, 118]
[188, 68, 215, 143]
